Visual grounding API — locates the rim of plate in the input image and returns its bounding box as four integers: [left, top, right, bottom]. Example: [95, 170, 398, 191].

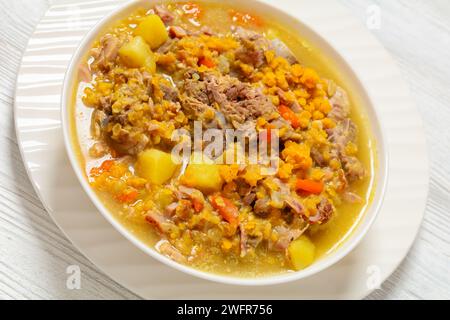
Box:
[61, 0, 388, 286]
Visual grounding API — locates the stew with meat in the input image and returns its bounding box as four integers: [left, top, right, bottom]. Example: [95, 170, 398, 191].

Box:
[70, 1, 376, 277]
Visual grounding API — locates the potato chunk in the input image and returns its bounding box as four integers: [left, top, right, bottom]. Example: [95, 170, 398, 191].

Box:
[288, 235, 316, 271]
[135, 14, 169, 50]
[118, 36, 156, 72]
[181, 163, 224, 194]
[136, 149, 178, 185]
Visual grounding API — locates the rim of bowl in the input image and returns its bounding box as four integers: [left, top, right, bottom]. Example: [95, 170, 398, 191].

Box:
[61, 0, 389, 286]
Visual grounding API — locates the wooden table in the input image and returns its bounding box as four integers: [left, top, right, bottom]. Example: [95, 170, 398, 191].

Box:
[0, 0, 448, 299]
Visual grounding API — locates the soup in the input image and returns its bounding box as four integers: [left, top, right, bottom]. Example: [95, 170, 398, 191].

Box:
[71, 1, 376, 277]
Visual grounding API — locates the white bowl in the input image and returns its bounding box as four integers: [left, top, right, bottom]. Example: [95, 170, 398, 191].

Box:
[61, 0, 388, 286]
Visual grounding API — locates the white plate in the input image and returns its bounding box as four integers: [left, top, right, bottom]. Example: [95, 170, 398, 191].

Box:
[14, 0, 428, 299]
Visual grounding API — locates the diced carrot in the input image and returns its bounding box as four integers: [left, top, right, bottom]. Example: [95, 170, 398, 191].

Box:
[296, 179, 324, 195]
[278, 105, 300, 129]
[198, 57, 216, 68]
[100, 160, 115, 171]
[116, 189, 139, 203]
[209, 194, 239, 226]
[90, 160, 115, 176]
[260, 124, 275, 143]
[266, 124, 275, 143]
[90, 167, 101, 176]
[192, 197, 204, 213]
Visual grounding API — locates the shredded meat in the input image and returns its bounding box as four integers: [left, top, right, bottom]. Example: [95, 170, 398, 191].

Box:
[183, 76, 209, 103]
[169, 26, 188, 38]
[90, 110, 107, 139]
[180, 95, 215, 121]
[165, 202, 179, 216]
[309, 198, 334, 224]
[242, 192, 256, 206]
[154, 4, 175, 24]
[234, 27, 269, 67]
[177, 185, 205, 208]
[277, 88, 301, 111]
[182, 72, 275, 127]
[92, 35, 121, 71]
[273, 226, 306, 251]
[327, 119, 366, 181]
[254, 198, 270, 216]
[88, 142, 108, 158]
[78, 63, 92, 82]
[284, 195, 305, 215]
[145, 209, 175, 234]
[157, 38, 178, 54]
[311, 115, 366, 184]
[160, 83, 179, 101]
[211, 77, 275, 125]
[156, 240, 187, 264]
[328, 85, 350, 122]
[239, 224, 264, 257]
[342, 155, 366, 182]
[328, 119, 357, 148]
[335, 169, 348, 193]
[310, 147, 327, 167]
[270, 38, 297, 64]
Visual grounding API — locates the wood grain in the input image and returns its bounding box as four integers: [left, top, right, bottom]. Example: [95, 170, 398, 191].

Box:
[0, 0, 448, 299]
[0, 0, 137, 300]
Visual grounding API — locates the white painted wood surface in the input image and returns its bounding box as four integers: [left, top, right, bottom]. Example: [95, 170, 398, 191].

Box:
[0, 0, 448, 300]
